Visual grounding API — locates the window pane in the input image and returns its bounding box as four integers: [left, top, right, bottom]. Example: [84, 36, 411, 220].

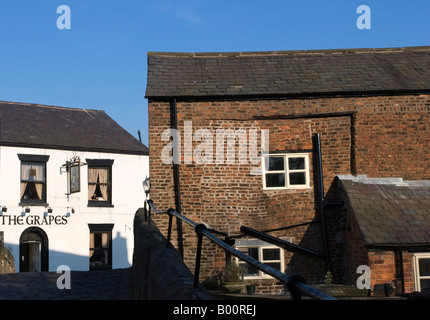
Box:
[265, 173, 285, 188]
[289, 172, 306, 185]
[248, 247, 259, 259]
[238, 248, 260, 277]
[21, 163, 45, 182]
[90, 249, 110, 268]
[97, 168, 109, 184]
[266, 157, 284, 171]
[90, 231, 112, 270]
[22, 182, 37, 200]
[265, 262, 281, 272]
[263, 248, 280, 261]
[240, 262, 259, 277]
[88, 167, 110, 201]
[288, 157, 305, 170]
[420, 279, 430, 294]
[88, 168, 98, 183]
[419, 259, 430, 276]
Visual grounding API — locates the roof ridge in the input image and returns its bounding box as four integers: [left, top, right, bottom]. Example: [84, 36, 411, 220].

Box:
[0, 100, 103, 113]
[147, 46, 430, 58]
[337, 175, 430, 187]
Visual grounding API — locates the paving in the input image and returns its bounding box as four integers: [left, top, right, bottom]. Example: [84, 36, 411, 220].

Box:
[0, 268, 135, 300]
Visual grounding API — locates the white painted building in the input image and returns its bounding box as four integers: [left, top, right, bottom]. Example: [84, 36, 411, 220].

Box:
[0, 101, 149, 272]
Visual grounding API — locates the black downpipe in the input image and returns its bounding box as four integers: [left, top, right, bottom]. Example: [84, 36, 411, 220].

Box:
[398, 249, 405, 295]
[313, 133, 330, 269]
[170, 99, 184, 258]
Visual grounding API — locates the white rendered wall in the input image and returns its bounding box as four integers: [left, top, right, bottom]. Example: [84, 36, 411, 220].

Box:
[0, 146, 149, 271]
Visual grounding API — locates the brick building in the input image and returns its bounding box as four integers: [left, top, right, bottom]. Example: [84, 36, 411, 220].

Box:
[145, 46, 430, 295]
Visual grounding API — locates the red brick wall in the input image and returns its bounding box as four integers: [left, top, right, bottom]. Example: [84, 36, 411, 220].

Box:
[367, 251, 414, 294]
[341, 193, 370, 285]
[354, 95, 430, 179]
[147, 94, 430, 286]
[368, 251, 397, 287]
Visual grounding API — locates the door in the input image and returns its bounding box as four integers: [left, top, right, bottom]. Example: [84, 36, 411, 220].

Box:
[21, 241, 41, 272]
[19, 227, 49, 272]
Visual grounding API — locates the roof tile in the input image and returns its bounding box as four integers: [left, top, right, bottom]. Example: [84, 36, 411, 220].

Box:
[0, 101, 148, 155]
[338, 176, 430, 247]
[146, 47, 430, 99]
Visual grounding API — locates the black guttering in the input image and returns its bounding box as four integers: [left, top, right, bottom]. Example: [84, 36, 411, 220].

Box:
[0, 141, 148, 156]
[145, 89, 430, 102]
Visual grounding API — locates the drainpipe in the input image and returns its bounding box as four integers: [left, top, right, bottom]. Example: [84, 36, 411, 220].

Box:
[313, 133, 330, 270]
[170, 98, 184, 258]
[398, 249, 405, 295]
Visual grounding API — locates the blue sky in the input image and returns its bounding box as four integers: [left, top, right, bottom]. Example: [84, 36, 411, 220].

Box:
[0, 1, 429, 146]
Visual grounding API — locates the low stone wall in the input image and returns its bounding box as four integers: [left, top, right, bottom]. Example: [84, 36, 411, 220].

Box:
[313, 284, 369, 297]
[132, 208, 213, 300]
[0, 245, 15, 274]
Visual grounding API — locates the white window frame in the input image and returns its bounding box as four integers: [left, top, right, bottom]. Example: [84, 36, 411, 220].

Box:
[262, 153, 311, 190]
[413, 253, 430, 293]
[235, 242, 285, 280]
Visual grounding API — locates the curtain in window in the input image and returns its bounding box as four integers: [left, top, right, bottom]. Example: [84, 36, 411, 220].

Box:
[88, 168, 109, 201]
[98, 169, 108, 201]
[89, 233, 94, 258]
[88, 168, 98, 200]
[34, 184, 43, 200]
[21, 163, 45, 200]
[89, 232, 110, 267]
[20, 182, 27, 199]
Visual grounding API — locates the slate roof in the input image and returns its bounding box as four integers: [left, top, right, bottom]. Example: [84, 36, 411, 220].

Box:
[337, 175, 430, 248]
[0, 101, 148, 155]
[145, 46, 430, 99]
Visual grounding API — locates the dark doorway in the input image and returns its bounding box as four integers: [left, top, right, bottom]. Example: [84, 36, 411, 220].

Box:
[19, 227, 49, 272]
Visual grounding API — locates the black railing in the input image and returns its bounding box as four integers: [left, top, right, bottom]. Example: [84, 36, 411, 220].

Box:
[240, 226, 325, 259]
[144, 199, 336, 300]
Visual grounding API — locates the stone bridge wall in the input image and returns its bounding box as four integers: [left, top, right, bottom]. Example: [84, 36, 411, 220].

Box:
[132, 208, 213, 300]
[0, 245, 15, 274]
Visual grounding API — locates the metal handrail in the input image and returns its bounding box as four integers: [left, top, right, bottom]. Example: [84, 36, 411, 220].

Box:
[147, 199, 168, 214]
[240, 226, 324, 259]
[144, 199, 336, 300]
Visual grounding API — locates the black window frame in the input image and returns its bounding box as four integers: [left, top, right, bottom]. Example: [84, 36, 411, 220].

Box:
[18, 154, 50, 206]
[88, 224, 114, 270]
[86, 159, 114, 208]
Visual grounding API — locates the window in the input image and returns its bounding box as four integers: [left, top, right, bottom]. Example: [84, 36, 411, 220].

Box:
[87, 159, 114, 207]
[18, 154, 50, 205]
[89, 224, 113, 270]
[235, 240, 285, 279]
[413, 254, 430, 294]
[262, 153, 310, 189]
